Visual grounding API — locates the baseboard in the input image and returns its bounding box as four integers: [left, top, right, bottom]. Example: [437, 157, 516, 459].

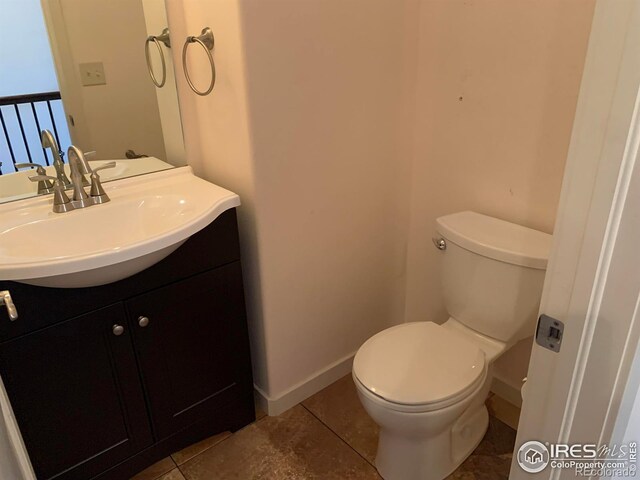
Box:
[254, 351, 356, 416]
[491, 374, 523, 408]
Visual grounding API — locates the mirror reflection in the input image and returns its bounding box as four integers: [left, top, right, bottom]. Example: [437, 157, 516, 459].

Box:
[0, 0, 186, 205]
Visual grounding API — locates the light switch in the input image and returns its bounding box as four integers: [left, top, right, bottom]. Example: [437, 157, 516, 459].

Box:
[79, 62, 107, 86]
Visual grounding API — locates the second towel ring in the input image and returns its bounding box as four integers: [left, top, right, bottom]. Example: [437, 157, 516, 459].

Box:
[182, 27, 216, 96]
[145, 28, 171, 88]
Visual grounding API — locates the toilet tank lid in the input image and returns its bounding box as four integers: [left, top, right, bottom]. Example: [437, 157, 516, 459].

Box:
[436, 211, 552, 269]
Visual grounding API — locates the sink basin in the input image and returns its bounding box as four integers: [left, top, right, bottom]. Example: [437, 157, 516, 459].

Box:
[0, 167, 240, 288]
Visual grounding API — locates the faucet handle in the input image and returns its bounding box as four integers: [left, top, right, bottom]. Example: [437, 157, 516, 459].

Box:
[89, 162, 116, 204]
[29, 175, 74, 213]
[16, 162, 45, 172]
[23, 166, 55, 194]
[29, 174, 57, 183]
[17, 164, 53, 194]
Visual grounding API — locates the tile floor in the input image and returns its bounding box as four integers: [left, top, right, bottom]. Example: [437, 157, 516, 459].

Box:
[132, 375, 517, 480]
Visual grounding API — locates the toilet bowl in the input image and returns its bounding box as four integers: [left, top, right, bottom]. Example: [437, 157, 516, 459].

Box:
[353, 211, 552, 480]
[353, 319, 498, 480]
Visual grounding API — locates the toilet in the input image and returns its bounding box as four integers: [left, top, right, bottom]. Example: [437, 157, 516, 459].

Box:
[352, 211, 552, 480]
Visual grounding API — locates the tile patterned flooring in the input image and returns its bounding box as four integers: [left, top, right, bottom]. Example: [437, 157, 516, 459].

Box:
[131, 375, 517, 480]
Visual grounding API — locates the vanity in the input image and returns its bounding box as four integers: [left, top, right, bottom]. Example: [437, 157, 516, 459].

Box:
[0, 170, 255, 480]
[0, 1, 256, 478]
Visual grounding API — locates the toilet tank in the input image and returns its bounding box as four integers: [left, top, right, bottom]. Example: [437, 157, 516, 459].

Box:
[435, 211, 552, 343]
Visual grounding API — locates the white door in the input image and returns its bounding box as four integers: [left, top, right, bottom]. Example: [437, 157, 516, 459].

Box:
[511, 1, 640, 478]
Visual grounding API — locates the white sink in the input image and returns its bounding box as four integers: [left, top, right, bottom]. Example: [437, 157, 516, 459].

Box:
[0, 167, 240, 288]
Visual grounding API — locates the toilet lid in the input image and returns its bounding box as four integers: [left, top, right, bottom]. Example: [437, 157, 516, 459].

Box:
[353, 322, 486, 407]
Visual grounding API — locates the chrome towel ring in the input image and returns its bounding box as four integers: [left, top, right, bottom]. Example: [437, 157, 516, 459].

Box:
[182, 27, 216, 96]
[145, 27, 171, 88]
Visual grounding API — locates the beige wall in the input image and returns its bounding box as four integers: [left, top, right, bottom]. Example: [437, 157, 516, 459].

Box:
[239, 0, 419, 398]
[168, 0, 417, 405]
[404, 0, 596, 393]
[169, 0, 595, 410]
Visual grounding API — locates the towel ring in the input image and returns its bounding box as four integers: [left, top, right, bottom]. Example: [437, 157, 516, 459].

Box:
[145, 28, 171, 88]
[182, 27, 216, 96]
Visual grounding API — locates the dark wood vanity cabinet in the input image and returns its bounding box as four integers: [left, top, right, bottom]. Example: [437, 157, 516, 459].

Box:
[0, 304, 153, 480]
[126, 263, 253, 441]
[0, 209, 255, 480]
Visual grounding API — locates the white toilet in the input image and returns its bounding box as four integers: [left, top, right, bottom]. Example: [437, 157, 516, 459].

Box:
[352, 211, 552, 480]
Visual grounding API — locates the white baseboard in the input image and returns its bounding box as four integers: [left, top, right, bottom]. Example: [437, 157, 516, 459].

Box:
[254, 351, 356, 416]
[491, 374, 523, 408]
[253, 353, 523, 416]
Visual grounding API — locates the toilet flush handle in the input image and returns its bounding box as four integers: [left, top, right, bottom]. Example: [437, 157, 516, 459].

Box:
[432, 237, 447, 250]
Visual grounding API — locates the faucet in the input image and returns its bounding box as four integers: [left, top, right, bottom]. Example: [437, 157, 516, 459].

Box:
[67, 145, 94, 208]
[41, 130, 71, 187]
[29, 145, 115, 213]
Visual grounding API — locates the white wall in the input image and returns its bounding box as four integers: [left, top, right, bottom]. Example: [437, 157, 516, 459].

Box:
[403, 0, 596, 398]
[168, 0, 595, 413]
[167, 0, 417, 412]
[238, 0, 417, 401]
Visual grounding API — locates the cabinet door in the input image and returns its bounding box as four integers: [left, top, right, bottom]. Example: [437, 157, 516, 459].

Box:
[126, 262, 253, 440]
[0, 304, 152, 480]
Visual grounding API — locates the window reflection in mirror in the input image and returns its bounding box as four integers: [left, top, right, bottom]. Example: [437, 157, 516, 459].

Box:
[0, 0, 186, 205]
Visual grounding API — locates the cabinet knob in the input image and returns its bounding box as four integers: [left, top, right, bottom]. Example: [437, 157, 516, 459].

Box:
[138, 316, 150, 328]
[112, 324, 125, 336]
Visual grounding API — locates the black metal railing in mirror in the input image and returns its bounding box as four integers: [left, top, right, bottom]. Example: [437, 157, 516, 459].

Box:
[0, 92, 67, 175]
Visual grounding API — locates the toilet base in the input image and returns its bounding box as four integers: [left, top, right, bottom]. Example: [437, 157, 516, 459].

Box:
[375, 404, 489, 480]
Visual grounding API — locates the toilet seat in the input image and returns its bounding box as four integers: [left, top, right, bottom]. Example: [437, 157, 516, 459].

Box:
[353, 322, 486, 413]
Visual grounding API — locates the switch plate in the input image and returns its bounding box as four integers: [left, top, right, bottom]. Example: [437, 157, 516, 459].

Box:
[79, 62, 106, 86]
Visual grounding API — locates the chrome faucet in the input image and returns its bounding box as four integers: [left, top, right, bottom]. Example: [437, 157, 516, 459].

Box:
[41, 129, 71, 187]
[29, 145, 115, 213]
[67, 145, 94, 208]
[29, 146, 115, 213]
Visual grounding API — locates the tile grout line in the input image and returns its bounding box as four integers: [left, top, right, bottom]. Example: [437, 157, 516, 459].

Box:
[172, 433, 232, 469]
[144, 458, 178, 480]
[300, 403, 379, 472]
[172, 410, 270, 474]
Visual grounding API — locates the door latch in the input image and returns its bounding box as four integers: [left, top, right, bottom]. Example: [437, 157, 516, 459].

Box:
[536, 314, 563, 352]
[0, 290, 18, 321]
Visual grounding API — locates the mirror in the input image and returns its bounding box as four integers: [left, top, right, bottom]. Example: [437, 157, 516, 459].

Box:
[0, 0, 186, 204]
